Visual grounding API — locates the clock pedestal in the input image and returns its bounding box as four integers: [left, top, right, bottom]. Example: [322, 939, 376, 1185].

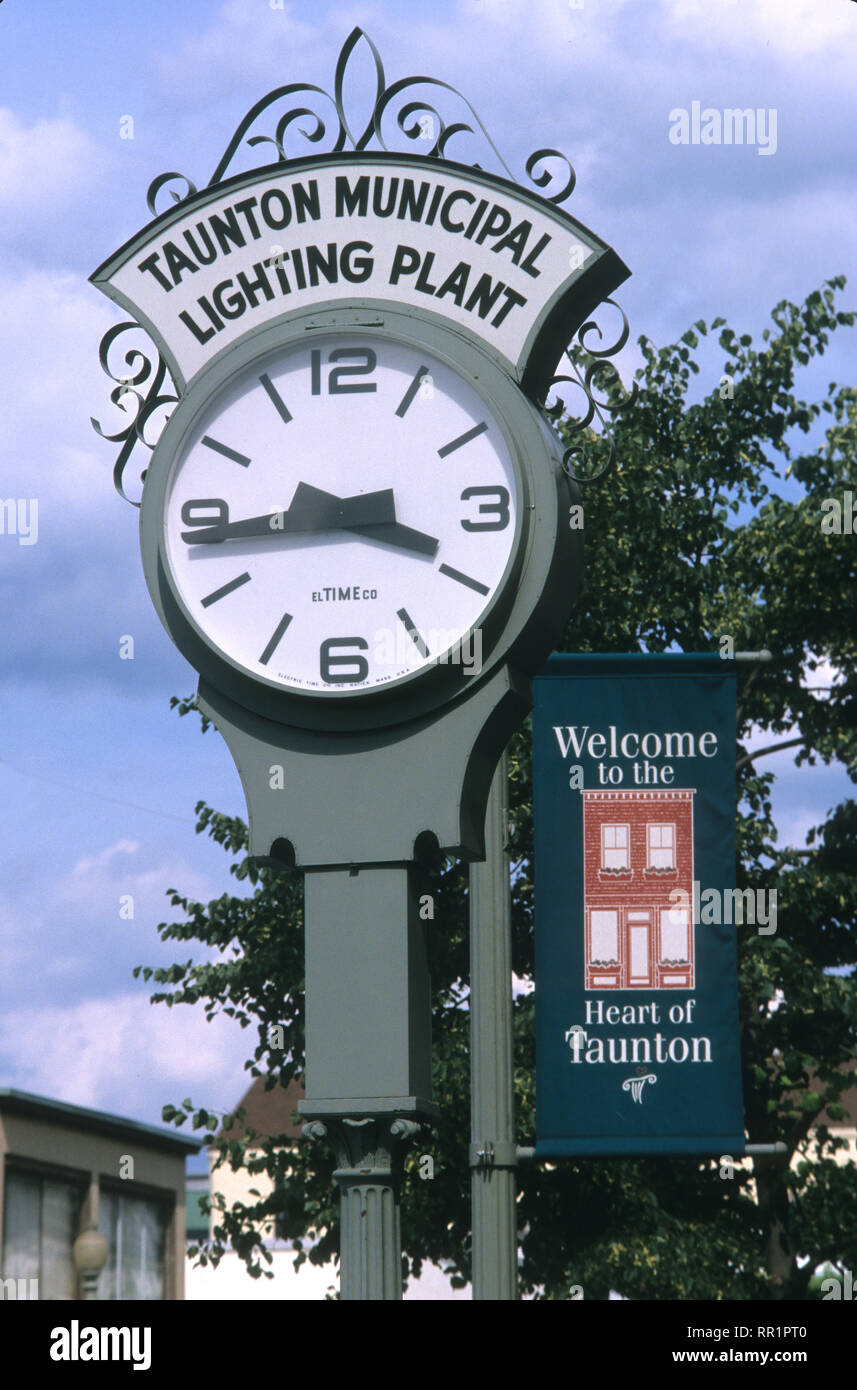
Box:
[196, 664, 530, 1298]
[197, 665, 529, 867]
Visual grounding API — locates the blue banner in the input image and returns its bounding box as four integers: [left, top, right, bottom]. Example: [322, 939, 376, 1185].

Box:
[533, 654, 746, 1156]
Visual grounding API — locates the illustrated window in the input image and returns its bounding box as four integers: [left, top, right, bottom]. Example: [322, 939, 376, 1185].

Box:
[601, 823, 629, 870]
[660, 905, 690, 963]
[647, 823, 675, 870]
[589, 909, 619, 964]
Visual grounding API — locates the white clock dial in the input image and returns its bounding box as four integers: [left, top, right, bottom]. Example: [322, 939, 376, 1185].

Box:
[162, 334, 521, 695]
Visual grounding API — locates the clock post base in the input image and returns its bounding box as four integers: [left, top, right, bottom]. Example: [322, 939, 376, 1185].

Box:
[302, 1115, 428, 1301]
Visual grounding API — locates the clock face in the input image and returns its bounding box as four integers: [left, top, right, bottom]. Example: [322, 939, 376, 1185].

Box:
[161, 334, 522, 696]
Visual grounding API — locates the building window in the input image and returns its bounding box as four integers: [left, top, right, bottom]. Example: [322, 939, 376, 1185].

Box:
[601, 824, 629, 870]
[647, 823, 675, 870]
[660, 906, 689, 963]
[98, 1190, 169, 1300]
[2, 1168, 84, 1300]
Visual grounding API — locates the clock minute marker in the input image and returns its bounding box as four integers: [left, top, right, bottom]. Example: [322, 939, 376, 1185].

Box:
[201, 435, 252, 467]
[439, 563, 490, 596]
[394, 365, 431, 418]
[437, 421, 488, 458]
[259, 372, 293, 424]
[201, 572, 251, 607]
[396, 608, 430, 659]
[259, 611, 293, 665]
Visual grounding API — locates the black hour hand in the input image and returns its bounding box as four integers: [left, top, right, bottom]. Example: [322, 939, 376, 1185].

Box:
[285, 483, 396, 532]
[182, 487, 395, 543]
[293, 484, 439, 557]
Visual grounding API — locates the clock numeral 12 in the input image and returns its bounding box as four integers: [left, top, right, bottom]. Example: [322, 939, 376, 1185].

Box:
[311, 348, 377, 396]
[320, 636, 370, 683]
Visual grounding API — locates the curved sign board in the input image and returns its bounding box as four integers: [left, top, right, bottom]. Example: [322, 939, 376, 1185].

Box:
[91, 152, 629, 396]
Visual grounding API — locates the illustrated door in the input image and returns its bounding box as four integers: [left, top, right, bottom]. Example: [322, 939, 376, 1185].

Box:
[625, 909, 653, 988]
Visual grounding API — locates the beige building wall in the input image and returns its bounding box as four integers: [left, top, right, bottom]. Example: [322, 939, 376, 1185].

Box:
[0, 1097, 196, 1300]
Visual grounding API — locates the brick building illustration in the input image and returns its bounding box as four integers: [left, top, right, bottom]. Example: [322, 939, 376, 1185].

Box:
[582, 789, 695, 990]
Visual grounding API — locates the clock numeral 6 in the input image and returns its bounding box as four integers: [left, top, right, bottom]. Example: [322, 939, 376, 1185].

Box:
[320, 636, 370, 684]
[181, 498, 229, 529]
[311, 348, 377, 395]
[460, 486, 510, 532]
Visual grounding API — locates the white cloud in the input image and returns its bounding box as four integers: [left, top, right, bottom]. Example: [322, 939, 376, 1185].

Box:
[84, 839, 216, 915]
[154, 0, 333, 102]
[0, 108, 100, 217]
[0, 990, 252, 1121]
[617, 181, 857, 354]
[0, 835, 231, 1007]
[0, 270, 176, 687]
[67, 839, 142, 877]
[665, 0, 856, 56]
[0, 270, 133, 501]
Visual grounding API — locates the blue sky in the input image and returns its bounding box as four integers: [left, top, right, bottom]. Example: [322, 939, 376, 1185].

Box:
[0, 0, 855, 1153]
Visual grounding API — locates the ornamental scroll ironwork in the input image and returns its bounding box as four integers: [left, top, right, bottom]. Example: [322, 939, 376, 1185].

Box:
[90, 322, 178, 507]
[95, 29, 633, 502]
[145, 26, 576, 217]
[541, 299, 639, 484]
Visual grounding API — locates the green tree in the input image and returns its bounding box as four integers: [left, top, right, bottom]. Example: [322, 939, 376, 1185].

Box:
[140, 277, 857, 1299]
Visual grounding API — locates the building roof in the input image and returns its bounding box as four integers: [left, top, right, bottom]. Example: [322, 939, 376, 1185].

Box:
[215, 1076, 305, 1144]
[0, 1088, 203, 1153]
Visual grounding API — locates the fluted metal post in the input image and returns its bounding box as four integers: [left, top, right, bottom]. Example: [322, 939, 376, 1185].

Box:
[469, 751, 518, 1299]
[304, 1115, 421, 1300]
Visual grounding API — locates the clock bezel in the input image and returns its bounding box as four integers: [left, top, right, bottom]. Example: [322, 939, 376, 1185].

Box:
[141, 305, 576, 733]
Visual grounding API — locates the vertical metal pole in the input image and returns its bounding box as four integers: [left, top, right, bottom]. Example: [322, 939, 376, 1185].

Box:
[300, 865, 434, 1300]
[470, 751, 518, 1299]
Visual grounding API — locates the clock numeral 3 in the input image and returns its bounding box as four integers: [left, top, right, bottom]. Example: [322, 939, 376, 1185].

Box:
[181, 498, 229, 530]
[460, 486, 510, 532]
[311, 348, 377, 395]
[320, 636, 370, 683]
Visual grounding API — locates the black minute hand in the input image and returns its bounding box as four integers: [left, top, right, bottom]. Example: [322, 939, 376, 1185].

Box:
[183, 482, 439, 557]
[182, 486, 394, 543]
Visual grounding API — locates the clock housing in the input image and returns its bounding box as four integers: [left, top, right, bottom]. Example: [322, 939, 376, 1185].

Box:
[141, 306, 581, 732]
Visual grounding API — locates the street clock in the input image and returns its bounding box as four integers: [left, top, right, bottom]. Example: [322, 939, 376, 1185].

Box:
[91, 26, 632, 1301]
[141, 309, 580, 733]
